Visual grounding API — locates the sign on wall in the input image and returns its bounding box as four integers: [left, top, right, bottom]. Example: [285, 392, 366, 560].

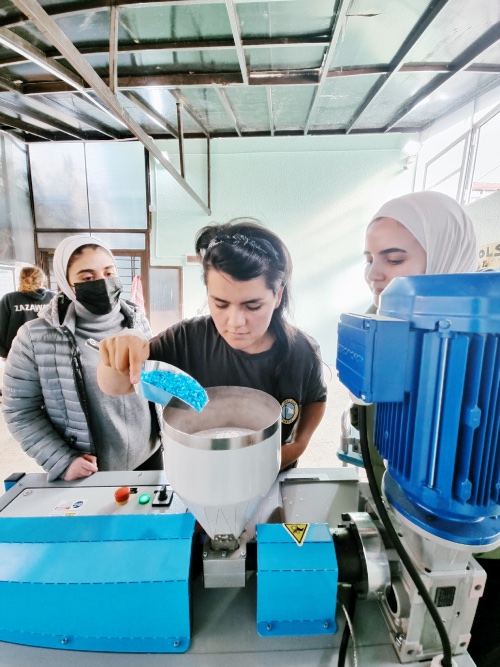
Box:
[478, 243, 500, 270]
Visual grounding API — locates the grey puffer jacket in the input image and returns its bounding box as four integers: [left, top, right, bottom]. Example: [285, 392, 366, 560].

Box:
[2, 293, 162, 481]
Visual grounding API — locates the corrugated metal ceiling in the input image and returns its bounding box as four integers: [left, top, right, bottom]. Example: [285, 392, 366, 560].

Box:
[0, 0, 497, 143]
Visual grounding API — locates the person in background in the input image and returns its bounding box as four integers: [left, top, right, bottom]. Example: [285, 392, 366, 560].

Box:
[2, 235, 162, 481]
[358, 191, 496, 667]
[97, 218, 327, 471]
[0, 266, 54, 360]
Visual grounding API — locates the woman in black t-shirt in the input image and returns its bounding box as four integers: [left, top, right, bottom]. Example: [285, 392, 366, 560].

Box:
[98, 218, 327, 470]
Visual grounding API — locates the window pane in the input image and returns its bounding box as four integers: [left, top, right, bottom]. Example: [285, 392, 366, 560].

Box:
[428, 172, 461, 200]
[86, 143, 147, 229]
[89, 233, 146, 250]
[149, 267, 181, 335]
[470, 112, 500, 204]
[30, 143, 89, 229]
[6, 137, 34, 263]
[424, 140, 465, 193]
[37, 232, 72, 249]
[114, 256, 141, 301]
[38, 231, 145, 251]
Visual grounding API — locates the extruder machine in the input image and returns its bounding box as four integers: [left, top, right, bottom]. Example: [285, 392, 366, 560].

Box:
[0, 273, 498, 667]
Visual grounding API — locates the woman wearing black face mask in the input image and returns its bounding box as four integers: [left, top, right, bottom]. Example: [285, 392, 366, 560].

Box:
[2, 235, 163, 482]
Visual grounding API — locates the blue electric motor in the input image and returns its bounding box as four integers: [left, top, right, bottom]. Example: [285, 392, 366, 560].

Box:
[337, 273, 500, 546]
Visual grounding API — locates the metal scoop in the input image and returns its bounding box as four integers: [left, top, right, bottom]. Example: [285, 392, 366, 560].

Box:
[85, 338, 208, 412]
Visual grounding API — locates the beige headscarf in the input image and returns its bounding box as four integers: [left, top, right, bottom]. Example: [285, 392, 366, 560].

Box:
[53, 235, 115, 301]
[368, 191, 477, 274]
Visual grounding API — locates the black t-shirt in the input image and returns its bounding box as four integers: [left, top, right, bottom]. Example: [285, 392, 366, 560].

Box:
[149, 316, 327, 444]
[0, 289, 55, 357]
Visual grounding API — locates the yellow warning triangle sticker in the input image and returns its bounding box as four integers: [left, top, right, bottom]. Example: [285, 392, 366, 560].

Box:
[283, 523, 309, 546]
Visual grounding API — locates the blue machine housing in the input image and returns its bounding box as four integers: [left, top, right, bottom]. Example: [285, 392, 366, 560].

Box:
[337, 273, 500, 546]
[0, 513, 195, 652]
[256, 523, 338, 636]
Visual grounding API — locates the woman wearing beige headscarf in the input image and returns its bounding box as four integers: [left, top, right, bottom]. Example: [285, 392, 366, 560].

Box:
[358, 191, 478, 475]
[360, 191, 497, 667]
[364, 190, 477, 308]
[351, 192, 479, 480]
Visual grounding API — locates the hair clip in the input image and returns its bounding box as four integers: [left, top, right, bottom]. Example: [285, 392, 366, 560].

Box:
[207, 233, 275, 259]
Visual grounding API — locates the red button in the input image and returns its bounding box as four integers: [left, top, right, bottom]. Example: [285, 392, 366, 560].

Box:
[114, 486, 130, 504]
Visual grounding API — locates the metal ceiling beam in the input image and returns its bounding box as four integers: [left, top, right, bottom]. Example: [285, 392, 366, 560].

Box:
[19, 57, 500, 97]
[169, 89, 210, 137]
[344, 0, 451, 133]
[0, 36, 331, 67]
[68, 90, 129, 131]
[117, 72, 244, 88]
[0, 25, 128, 127]
[0, 72, 22, 92]
[213, 85, 241, 136]
[10, 0, 210, 214]
[72, 90, 117, 119]
[146, 123, 423, 139]
[0, 111, 53, 139]
[385, 21, 500, 131]
[23, 71, 318, 94]
[303, 0, 352, 135]
[15, 62, 500, 93]
[225, 0, 248, 85]
[109, 5, 119, 94]
[31, 94, 123, 138]
[266, 87, 274, 137]
[251, 70, 318, 85]
[0, 27, 84, 89]
[121, 90, 178, 137]
[0, 96, 87, 138]
[176, 100, 185, 177]
[203, 126, 422, 138]
[327, 63, 500, 77]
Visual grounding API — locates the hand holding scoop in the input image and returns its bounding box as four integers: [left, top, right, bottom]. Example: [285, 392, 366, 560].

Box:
[86, 338, 208, 412]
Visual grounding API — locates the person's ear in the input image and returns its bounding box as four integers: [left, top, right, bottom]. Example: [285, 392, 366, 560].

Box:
[275, 286, 284, 309]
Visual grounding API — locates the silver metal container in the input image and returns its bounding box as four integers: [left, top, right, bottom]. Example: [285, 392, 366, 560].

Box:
[163, 386, 281, 538]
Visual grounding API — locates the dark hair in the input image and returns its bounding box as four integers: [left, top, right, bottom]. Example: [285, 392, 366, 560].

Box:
[195, 218, 296, 355]
[66, 244, 112, 277]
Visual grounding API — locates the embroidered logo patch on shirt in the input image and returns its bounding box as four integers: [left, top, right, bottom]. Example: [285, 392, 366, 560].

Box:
[281, 398, 299, 425]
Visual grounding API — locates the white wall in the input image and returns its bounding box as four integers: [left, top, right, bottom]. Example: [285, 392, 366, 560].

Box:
[466, 190, 500, 248]
[152, 134, 416, 363]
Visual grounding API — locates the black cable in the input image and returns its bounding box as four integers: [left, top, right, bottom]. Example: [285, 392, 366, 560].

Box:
[358, 405, 453, 667]
[337, 585, 357, 667]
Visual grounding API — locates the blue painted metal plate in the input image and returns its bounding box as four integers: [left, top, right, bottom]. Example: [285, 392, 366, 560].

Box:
[337, 313, 409, 403]
[0, 513, 195, 653]
[256, 523, 338, 637]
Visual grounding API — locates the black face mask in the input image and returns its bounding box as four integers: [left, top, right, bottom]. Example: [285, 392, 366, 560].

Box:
[74, 277, 123, 315]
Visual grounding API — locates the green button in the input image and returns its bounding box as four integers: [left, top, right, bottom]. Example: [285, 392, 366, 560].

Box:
[138, 494, 151, 505]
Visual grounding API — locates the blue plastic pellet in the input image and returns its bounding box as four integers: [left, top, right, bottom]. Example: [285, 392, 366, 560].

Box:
[141, 370, 208, 412]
